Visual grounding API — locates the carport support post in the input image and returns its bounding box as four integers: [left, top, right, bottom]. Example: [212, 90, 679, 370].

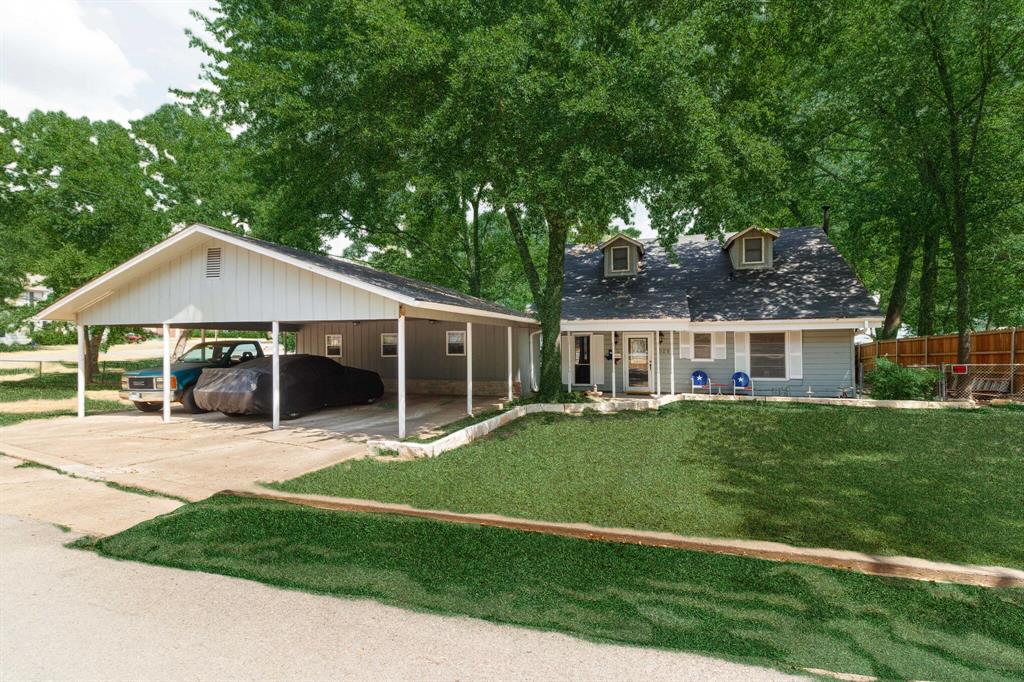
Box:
[506, 326, 513, 402]
[76, 323, 86, 418]
[655, 331, 661, 396]
[611, 332, 616, 398]
[271, 320, 280, 430]
[466, 322, 473, 416]
[162, 323, 171, 423]
[397, 313, 406, 439]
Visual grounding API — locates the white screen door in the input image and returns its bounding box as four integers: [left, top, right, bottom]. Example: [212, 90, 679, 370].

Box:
[624, 335, 651, 392]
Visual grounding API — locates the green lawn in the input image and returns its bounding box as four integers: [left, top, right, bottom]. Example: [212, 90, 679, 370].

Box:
[0, 371, 124, 402]
[0, 399, 128, 427]
[273, 401, 1024, 568]
[81, 495, 1024, 681]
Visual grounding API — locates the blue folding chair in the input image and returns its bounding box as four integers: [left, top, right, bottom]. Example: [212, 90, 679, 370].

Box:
[691, 370, 709, 394]
[732, 371, 753, 396]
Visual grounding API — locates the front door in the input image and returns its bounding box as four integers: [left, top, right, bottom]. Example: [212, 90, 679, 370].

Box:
[573, 335, 591, 385]
[624, 334, 651, 393]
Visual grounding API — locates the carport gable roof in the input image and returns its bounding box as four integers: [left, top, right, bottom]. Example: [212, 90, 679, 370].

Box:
[37, 223, 535, 324]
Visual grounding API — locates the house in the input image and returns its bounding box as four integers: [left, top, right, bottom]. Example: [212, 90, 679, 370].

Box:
[559, 226, 882, 397]
[1, 275, 52, 345]
[35, 221, 880, 437]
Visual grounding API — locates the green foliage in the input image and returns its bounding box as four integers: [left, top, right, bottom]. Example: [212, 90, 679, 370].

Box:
[28, 324, 77, 346]
[865, 358, 941, 401]
[88, 495, 1024, 680]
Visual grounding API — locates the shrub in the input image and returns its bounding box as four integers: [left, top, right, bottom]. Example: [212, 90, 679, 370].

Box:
[29, 324, 77, 346]
[865, 358, 941, 400]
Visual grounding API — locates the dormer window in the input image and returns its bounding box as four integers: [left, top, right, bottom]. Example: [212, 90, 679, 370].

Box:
[723, 226, 779, 270]
[600, 233, 644, 277]
[742, 236, 764, 265]
[610, 246, 630, 272]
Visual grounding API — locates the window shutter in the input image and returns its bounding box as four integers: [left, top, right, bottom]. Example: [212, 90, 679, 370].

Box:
[590, 334, 604, 385]
[561, 333, 572, 385]
[787, 331, 803, 379]
[678, 331, 693, 359]
[712, 332, 727, 360]
[734, 332, 750, 374]
[205, 247, 222, 278]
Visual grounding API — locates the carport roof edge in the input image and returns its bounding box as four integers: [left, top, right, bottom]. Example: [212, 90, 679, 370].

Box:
[36, 224, 537, 325]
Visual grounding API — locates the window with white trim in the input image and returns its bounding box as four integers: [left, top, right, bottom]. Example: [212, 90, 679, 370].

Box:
[380, 332, 398, 357]
[446, 330, 466, 356]
[749, 332, 786, 379]
[610, 246, 630, 272]
[693, 333, 712, 360]
[325, 334, 343, 358]
[742, 236, 764, 265]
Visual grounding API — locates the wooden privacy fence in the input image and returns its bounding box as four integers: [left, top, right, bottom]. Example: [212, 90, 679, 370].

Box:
[857, 327, 1024, 373]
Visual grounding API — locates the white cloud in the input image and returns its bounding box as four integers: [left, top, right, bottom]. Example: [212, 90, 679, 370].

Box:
[0, 0, 150, 123]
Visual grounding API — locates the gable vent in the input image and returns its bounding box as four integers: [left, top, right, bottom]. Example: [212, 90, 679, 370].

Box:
[205, 247, 222, 278]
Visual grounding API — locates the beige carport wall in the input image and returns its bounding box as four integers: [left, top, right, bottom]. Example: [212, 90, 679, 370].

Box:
[35, 223, 537, 437]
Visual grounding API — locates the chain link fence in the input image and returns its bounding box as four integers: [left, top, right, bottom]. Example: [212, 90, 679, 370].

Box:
[939, 364, 1023, 402]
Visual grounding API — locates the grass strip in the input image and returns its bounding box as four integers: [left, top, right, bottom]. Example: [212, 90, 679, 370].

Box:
[0, 399, 127, 426]
[84, 495, 1024, 681]
[6, 456, 188, 503]
[273, 400, 1024, 569]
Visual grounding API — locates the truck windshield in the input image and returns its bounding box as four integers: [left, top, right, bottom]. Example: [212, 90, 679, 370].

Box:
[178, 342, 233, 363]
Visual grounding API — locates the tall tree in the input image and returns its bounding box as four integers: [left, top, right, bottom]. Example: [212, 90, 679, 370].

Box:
[190, 0, 777, 398]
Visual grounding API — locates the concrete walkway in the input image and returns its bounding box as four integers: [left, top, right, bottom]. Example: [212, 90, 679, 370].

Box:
[235, 488, 1024, 589]
[0, 514, 798, 681]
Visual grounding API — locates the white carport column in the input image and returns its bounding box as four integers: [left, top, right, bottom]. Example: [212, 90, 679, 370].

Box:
[271, 320, 280, 430]
[76, 324, 86, 418]
[162, 323, 171, 423]
[465, 322, 473, 416]
[397, 313, 406, 439]
[506, 326, 513, 402]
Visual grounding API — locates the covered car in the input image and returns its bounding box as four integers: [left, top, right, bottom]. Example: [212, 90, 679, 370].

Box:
[193, 354, 384, 418]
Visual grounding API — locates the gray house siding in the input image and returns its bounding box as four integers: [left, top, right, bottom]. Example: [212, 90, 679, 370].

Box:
[297, 320, 529, 396]
[565, 329, 854, 398]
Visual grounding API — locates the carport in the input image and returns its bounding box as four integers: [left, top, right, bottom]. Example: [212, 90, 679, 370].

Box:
[36, 223, 538, 438]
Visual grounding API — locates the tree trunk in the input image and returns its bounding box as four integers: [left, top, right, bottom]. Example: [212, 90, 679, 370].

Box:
[917, 227, 939, 335]
[83, 325, 104, 384]
[535, 212, 569, 400]
[949, 218, 971, 362]
[881, 226, 918, 338]
[467, 196, 482, 298]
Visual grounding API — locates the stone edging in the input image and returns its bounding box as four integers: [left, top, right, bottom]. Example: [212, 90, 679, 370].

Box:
[368, 393, 975, 458]
[227, 488, 1024, 589]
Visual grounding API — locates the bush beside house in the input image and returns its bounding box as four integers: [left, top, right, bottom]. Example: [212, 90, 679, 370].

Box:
[866, 358, 941, 400]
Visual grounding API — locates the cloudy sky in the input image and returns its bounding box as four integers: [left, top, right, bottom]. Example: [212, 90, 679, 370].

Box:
[1, 0, 214, 124]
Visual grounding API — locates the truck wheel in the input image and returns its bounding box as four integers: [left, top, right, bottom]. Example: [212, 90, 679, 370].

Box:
[133, 401, 162, 413]
[180, 385, 209, 414]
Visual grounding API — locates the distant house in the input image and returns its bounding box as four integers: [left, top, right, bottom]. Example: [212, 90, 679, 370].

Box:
[1, 275, 52, 345]
[559, 227, 882, 397]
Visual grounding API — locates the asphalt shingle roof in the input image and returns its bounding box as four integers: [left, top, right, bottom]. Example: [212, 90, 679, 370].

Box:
[561, 227, 880, 322]
[216, 228, 528, 319]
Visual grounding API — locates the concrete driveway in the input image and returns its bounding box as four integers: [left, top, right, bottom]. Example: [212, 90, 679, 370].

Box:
[0, 395, 482, 502]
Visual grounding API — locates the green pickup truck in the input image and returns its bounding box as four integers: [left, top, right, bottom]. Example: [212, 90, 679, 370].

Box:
[120, 340, 265, 413]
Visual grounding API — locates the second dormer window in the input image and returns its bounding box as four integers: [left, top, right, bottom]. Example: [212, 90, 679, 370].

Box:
[610, 245, 630, 272]
[742, 236, 764, 265]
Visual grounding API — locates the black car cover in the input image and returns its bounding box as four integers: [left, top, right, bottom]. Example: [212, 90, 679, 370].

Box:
[193, 354, 385, 417]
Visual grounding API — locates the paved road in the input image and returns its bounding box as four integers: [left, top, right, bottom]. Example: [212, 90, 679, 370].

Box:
[0, 515, 799, 681]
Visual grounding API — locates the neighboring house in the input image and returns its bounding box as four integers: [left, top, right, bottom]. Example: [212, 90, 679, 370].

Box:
[1, 275, 52, 345]
[559, 227, 882, 397]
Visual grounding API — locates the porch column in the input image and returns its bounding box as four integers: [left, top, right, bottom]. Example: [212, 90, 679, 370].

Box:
[162, 323, 171, 423]
[611, 332, 616, 397]
[76, 324, 86, 418]
[565, 332, 571, 393]
[397, 313, 406, 438]
[670, 330, 675, 394]
[506, 326, 513, 401]
[271, 320, 280, 430]
[655, 331, 661, 396]
[465, 322, 473, 416]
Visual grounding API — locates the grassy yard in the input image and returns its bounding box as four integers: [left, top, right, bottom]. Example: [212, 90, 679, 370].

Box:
[81, 495, 1024, 681]
[274, 401, 1024, 568]
[0, 370, 124, 402]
